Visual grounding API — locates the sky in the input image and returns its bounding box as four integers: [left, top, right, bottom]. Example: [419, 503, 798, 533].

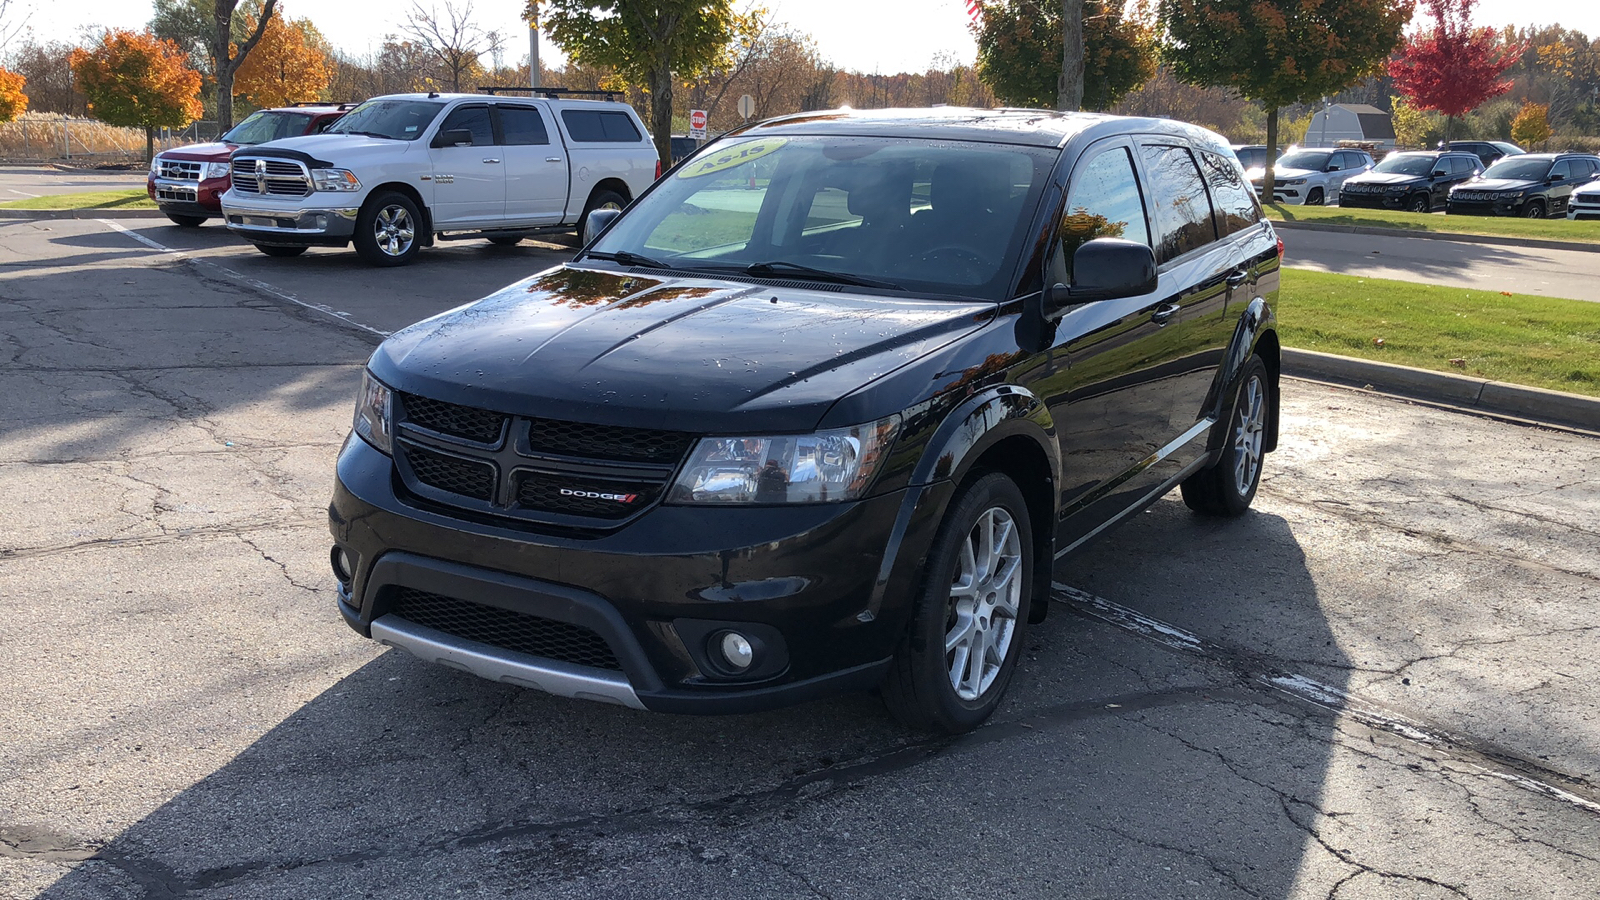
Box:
[9, 0, 1600, 76]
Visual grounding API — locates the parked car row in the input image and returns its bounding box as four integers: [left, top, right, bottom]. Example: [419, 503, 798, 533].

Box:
[148, 90, 662, 266]
[1244, 147, 1376, 205]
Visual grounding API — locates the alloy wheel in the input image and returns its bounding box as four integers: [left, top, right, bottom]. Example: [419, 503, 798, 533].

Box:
[375, 205, 415, 257]
[944, 506, 1023, 701]
[1233, 374, 1266, 496]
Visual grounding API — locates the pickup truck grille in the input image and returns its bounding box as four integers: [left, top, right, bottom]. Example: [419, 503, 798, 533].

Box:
[230, 158, 311, 197]
[157, 159, 203, 181]
[393, 391, 694, 526]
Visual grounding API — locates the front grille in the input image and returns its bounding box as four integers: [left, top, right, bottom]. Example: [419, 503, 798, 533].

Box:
[515, 470, 663, 519]
[402, 394, 508, 444]
[391, 588, 622, 670]
[158, 159, 202, 181]
[403, 442, 495, 500]
[156, 185, 197, 202]
[526, 417, 692, 463]
[231, 158, 311, 197]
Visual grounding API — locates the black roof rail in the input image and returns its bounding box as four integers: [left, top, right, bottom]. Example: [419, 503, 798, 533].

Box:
[477, 86, 622, 101]
[289, 100, 356, 108]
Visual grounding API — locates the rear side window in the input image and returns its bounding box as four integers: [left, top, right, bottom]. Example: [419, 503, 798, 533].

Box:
[1053, 146, 1150, 283]
[438, 105, 494, 147]
[1199, 151, 1260, 236]
[1551, 160, 1574, 180]
[498, 105, 550, 146]
[1450, 156, 1476, 176]
[562, 110, 643, 142]
[1139, 144, 1217, 262]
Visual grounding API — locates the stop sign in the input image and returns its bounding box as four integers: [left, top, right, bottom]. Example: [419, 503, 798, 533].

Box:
[689, 109, 708, 138]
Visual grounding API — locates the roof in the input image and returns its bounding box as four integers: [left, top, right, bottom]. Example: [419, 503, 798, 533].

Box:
[1333, 104, 1388, 115]
[742, 106, 1223, 150]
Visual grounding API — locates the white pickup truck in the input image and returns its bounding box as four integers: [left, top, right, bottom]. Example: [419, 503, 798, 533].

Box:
[220, 91, 659, 266]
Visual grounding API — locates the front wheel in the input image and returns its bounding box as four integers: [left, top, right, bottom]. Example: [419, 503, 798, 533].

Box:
[253, 244, 308, 258]
[354, 192, 423, 266]
[165, 213, 207, 227]
[882, 472, 1034, 734]
[1305, 188, 1325, 206]
[1180, 356, 1271, 517]
[1522, 200, 1546, 219]
[1408, 194, 1431, 213]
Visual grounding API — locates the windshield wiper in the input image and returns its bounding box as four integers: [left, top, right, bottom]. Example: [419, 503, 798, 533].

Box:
[741, 260, 902, 291]
[582, 249, 672, 269]
[336, 130, 393, 139]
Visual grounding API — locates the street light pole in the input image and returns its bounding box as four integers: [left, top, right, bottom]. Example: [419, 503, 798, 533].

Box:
[529, 17, 540, 90]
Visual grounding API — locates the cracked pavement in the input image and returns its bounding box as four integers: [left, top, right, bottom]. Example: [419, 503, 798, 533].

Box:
[3, 216, 1599, 898]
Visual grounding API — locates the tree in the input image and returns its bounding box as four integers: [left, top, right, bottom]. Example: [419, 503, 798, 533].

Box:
[8, 39, 88, 114]
[1388, 0, 1521, 143]
[209, 0, 280, 131]
[1159, 0, 1412, 198]
[402, 0, 503, 93]
[1058, 0, 1083, 111]
[233, 13, 330, 107]
[974, 0, 1155, 111]
[0, 0, 29, 55]
[533, 0, 740, 165]
[0, 67, 25, 122]
[70, 30, 204, 161]
[1510, 101, 1550, 148]
[1390, 94, 1437, 147]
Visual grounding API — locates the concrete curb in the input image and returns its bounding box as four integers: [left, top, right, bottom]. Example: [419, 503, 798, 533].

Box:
[1272, 218, 1600, 254]
[0, 208, 165, 219]
[1283, 347, 1600, 432]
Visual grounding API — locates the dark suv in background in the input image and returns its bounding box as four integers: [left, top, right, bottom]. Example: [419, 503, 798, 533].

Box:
[1339, 150, 1482, 212]
[1446, 140, 1525, 167]
[1447, 152, 1600, 218]
[330, 108, 1282, 733]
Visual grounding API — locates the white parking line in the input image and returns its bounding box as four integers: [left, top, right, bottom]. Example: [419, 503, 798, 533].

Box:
[8, 188, 40, 197]
[98, 219, 390, 338]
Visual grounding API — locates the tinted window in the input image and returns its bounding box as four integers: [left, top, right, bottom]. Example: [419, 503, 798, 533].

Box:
[1483, 158, 1554, 181]
[498, 105, 549, 145]
[1200, 151, 1260, 236]
[1573, 159, 1597, 177]
[1051, 146, 1151, 283]
[1278, 150, 1331, 171]
[1140, 144, 1216, 262]
[562, 110, 643, 142]
[1373, 154, 1434, 176]
[1550, 160, 1574, 180]
[221, 111, 312, 144]
[326, 99, 443, 141]
[437, 105, 494, 146]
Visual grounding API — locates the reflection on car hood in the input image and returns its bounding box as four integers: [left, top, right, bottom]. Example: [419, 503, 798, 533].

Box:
[1344, 172, 1424, 186]
[245, 133, 407, 162]
[158, 142, 237, 161]
[370, 265, 995, 434]
[1458, 178, 1540, 192]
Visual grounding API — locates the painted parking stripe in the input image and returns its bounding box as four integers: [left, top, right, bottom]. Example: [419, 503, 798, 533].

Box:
[8, 188, 40, 197]
[1051, 582, 1600, 817]
[98, 219, 391, 338]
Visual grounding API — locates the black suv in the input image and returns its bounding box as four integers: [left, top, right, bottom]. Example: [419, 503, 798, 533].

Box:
[1339, 150, 1482, 212]
[330, 109, 1282, 733]
[1447, 152, 1600, 218]
[1446, 140, 1524, 167]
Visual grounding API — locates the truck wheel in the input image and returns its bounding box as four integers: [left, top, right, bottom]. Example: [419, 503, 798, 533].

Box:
[165, 213, 207, 227]
[579, 188, 627, 228]
[1180, 356, 1271, 517]
[881, 472, 1034, 734]
[354, 192, 422, 266]
[254, 244, 308, 258]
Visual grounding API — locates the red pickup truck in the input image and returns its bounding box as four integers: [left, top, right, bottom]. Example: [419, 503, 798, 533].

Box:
[146, 103, 355, 227]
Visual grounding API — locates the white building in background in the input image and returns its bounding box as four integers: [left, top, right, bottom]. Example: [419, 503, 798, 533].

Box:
[1305, 104, 1397, 150]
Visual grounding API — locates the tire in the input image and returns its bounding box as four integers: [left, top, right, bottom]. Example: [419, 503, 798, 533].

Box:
[1305, 188, 1325, 206]
[253, 244, 308, 258]
[1180, 356, 1271, 517]
[881, 472, 1034, 734]
[354, 191, 423, 266]
[1522, 200, 1546, 219]
[487, 235, 524, 247]
[1408, 194, 1431, 213]
[165, 213, 207, 227]
[578, 187, 627, 233]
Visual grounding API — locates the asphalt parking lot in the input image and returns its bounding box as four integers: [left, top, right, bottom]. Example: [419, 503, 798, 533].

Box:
[3, 214, 1599, 898]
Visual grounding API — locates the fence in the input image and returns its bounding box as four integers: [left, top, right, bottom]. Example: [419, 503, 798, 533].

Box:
[0, 114, 220, 164]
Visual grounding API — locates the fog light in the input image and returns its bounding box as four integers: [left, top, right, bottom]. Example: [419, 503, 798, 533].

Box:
[330, 546, 354, 584]
[718, 631, 754, 671]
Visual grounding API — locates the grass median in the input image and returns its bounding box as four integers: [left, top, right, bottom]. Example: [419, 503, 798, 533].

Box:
[1265, 202, 1600, 245]
[1281, 269, 1600, 397]
[0, 189, 156, 210]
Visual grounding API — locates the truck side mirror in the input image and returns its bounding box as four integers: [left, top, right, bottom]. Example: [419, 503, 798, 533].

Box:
[1044, 238, 1158, 314]
[583, 208, 623, 245]
[431, 128, 473, 149]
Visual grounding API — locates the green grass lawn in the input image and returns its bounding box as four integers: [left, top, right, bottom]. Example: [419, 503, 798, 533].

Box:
[1281, 269, 1600, 397]
[1266, 202, 1600, 244]
[0, 189, 157, 210]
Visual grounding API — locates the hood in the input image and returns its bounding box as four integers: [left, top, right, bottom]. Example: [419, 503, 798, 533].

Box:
[1457, 177, 1540, 192]
[159, 141, 237, 161]
[369, 266, 995, 434]
[1344, 171, 1425, 186]
[241, 133, 409, 165]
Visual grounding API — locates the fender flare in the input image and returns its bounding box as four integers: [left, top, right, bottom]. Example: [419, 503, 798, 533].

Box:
[1202, 296, 1279, 458]
[910, 385, 1059, 490]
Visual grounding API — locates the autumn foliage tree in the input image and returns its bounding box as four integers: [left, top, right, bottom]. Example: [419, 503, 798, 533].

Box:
[1159, 0, 1412, 197]
[0, 67, 25, 122]
[210, 0, 280, 131]
[233, 13, 331, 107]
[1510, 101, 1551, 148]
[1389, 0, 1522, 142]
[973, 0, 1156, 111]
[70, 30, 203, 161]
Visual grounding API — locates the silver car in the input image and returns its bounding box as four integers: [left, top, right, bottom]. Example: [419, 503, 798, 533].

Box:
[1248, 147, 1374, 206]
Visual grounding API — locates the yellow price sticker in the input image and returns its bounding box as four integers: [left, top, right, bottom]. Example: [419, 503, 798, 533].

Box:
[678, 138, 788, 178]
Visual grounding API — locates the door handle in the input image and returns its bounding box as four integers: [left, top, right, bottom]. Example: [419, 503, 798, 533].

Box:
[1151, 302, 1181, 324]
[545, 156, 563, 163]
[1225, 270, 1249, 288]
[482, 158, 501, 164]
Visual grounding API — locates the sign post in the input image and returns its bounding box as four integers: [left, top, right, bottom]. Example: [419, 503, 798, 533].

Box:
[737, 94, 755, 122]
[688, 109, 708, 139]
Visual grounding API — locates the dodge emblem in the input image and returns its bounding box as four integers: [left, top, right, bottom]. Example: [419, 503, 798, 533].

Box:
[254, 158, 267, 194]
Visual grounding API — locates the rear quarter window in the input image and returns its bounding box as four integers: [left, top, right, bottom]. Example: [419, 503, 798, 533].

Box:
[561, 110, 644, 142]
[1199, 151, 1261, 236]
[1139, 144, 1218, 262]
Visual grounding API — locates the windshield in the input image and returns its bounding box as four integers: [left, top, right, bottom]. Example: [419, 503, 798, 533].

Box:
[222, 111, 311, 145]
[587, 135, 1057, 298]
[1482, 158, 1553, 181]
[1276, 150, 1330, 171]
[1371, 155, 1437, 176]
[325, 99, 444, 141]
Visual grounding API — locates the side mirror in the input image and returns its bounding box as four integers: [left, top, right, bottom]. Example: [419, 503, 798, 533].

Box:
[1549, 173, 1566, 182]
[1432, 169, 1449, 177]
[431, 128, 473, 149]
[1044, 238, 1158, 314]
[1325, 165, 1341, 172]
[583, 207, 623, 244]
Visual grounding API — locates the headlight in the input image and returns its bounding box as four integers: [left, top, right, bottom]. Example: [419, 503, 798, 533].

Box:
[205, 161, 230, 179]
[667, 415, 900, 505]
[1281, 178, 1306, 186]
[312, 168, 362, 192]
[149, 154, 161, 174]
[352, 370, 393, 455]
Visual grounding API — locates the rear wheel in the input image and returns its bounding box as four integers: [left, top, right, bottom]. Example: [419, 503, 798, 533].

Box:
[1305, 188, 1325, 206]
[1408, 193, 1431, 213]
[253, 244, 308, 258]
[1522, 200, 1547, 219]
[882, 472, 1034, 734]
[486, 235, 524, 247]
[165, 213, 207, 227]
[578, 188, 627, 236]
[354, 192, 422, 266]
[1180, 356, 1271, 517]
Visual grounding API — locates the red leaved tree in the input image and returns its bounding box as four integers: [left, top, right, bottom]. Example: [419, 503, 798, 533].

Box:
[1388, 0, 1522, 142]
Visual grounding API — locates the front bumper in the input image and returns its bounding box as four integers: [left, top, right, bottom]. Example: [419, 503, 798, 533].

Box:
[1568, 198, 1600, 220]
[328, 435, 952, 714]
[1253, 185, 1305, 204]
[1446, 198, 1524, 216]
[147, 174, 228, 214]
[1338, 191, 1410, 210]
[221, 195, 360, 246]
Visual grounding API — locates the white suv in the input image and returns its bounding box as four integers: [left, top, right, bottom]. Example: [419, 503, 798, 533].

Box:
[1247, 147, 1374, 206]
[220, 92, 659, 266]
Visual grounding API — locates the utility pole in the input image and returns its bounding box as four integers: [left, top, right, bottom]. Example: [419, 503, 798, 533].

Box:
[529, 12, 540, 90]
